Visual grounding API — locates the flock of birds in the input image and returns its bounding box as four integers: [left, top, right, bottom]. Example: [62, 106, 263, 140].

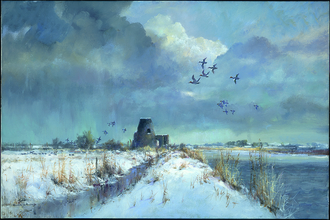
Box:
[62, 57, 260, 146]
[64, 121, 127, 146]
[189, 57, 259, 115]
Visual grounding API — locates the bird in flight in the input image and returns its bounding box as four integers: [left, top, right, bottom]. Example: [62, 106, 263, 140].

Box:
[189, 75, 201, 84]
[122, 128, 127, 133]
[221, 100, 229, 107]
[217, 102, 224, 109]
[208, 64, 218, 74]
[200, 70, 209, 78]
[108, 121, 116, 127]
[103, 130, 108, 135]
[199, 57, 207, 69]
[254, 104, 259, 110]
[96, 136, 101, 143]
[223, 109, 228, 115]
[230, 110, 235, 115]
[230, 74, 240, 84]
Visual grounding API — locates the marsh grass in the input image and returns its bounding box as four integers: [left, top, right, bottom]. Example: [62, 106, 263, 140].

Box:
[180, 147, 207, 163]
[58, 155, 67, 184]
[248, 150, 286, 216]
[212, 149, 286, 215]
[212, 151, 241, 191]
[85, 156, 95, 186]
[15, 169, 29, 202]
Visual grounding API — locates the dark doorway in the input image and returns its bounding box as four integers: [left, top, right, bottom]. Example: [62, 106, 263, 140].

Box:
[147, 129, 151, 134]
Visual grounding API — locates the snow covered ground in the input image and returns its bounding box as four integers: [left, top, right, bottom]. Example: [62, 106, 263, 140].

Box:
[1, 149, 276, 218]
[1, 149, 156, 218]
[77, 151, 275, 218]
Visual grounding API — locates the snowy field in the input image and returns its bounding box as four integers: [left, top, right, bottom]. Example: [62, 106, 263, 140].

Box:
[1, 149, 275, 218]
[1, 149, 156, 218]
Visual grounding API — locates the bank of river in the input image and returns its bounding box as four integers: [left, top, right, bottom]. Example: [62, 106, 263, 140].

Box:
[203, 150, 329, 219]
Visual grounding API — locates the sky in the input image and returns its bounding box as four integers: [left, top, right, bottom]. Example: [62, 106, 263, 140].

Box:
[1, 1, 329, 145]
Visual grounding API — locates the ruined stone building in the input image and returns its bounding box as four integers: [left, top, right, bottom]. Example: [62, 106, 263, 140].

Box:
[132, 118, 169, 148]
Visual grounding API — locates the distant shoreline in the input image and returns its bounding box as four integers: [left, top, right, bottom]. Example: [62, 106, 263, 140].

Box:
[198, 146, 329, 156]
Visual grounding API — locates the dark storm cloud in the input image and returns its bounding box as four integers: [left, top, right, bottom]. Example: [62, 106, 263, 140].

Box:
[1, 1, 183, 143]
[280, 95, 329, 120]
[283, 31, 329, 55]
[2, 1, 71, 45]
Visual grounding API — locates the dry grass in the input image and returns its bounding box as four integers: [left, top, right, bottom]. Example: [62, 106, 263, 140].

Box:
[180, 147, 207, 163]
[248, 150, 285, 216]
[212, 151, 241, 190]
[85, 156, 95, 186]
[213, 149, 285, 215]
[179, 162, 188, 170]
[164, 154, 171, 163]
[39, 156, 48, 180]
[162, 181, 170, 205]
[149, 190, 157, 203]
[58, 155, 67, 184]
[15, 168, 29, 202]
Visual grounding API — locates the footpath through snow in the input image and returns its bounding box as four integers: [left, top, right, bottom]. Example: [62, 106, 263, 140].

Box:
[78, 150, 275, 218]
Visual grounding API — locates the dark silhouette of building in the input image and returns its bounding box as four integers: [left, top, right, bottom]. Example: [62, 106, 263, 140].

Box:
[132, 118, 169, 148]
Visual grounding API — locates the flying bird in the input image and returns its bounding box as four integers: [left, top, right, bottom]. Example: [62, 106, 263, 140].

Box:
[217, 102, 224, 109]
[97, 136, 101, 142]
[230, 110, 235, 115]
[122, 128, 126, 133]
[223, 109, 228, 115]
[230, 74, 240, 84]
[107, 122, 111, 126]
[208, 64, 218, 74]
[189, 75, 201, 84]
[222, 100, 229, 107]
[103, 130, 108, 135]
[199, 57, 207, 69]
[200, 70, 209, 78]
[254, 104, 259, 110]
[65, 138, 69, 142]
[111, 121, 116, 127]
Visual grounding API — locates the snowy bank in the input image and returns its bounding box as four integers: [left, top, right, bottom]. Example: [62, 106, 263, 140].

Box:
[1, 149, 156, 218]
[78, 151, 275, 218]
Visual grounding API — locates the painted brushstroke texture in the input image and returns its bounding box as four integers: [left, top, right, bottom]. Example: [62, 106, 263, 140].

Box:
[1, 2, 329, 145]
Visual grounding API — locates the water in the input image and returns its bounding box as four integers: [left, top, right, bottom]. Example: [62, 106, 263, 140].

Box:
[204, 150, 329, 219]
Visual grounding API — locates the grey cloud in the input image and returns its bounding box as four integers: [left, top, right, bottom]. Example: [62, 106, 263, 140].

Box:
[2, 1, 71, 45]
[280, 95, 329, 119]
[217, 36, 282, 64]
[283, 31, 329, 55]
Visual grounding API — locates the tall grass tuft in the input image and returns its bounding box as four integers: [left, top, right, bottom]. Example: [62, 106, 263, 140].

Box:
[85, 156, 95, 186]
[58, 155, 67, 184]
[15, 169, 29, 202]
[212, 151, 241, 190]
[180, 147, 207, 163]
[248, 150, 286, 216]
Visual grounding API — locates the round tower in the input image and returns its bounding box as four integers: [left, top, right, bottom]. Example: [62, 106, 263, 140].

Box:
[133, 118, 157, 148]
